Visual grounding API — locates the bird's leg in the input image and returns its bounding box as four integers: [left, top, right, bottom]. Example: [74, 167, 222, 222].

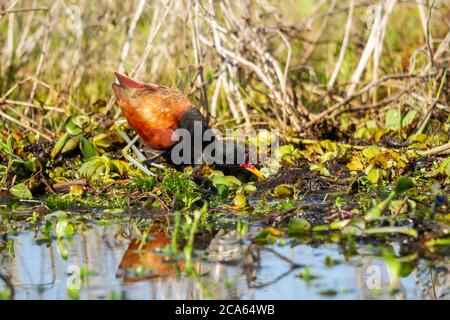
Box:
[117, 131, 146, 161]
[113, 119, 146, 160]
[120, 133, 156, 176]
[142, 150, 167, 167]
[114, 121, 164, 176]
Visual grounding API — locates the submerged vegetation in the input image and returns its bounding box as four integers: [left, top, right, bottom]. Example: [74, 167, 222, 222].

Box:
[0, 0, 449, 299]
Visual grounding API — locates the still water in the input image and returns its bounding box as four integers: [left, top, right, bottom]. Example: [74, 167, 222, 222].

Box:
[1, 220, 448, 300]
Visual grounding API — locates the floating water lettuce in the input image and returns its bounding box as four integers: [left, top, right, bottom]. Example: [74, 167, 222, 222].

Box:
[274, 184, 294, 198]
[365, 176, 414, 221]
[9, 183, 33, 200]
[288, 218, 311, 234]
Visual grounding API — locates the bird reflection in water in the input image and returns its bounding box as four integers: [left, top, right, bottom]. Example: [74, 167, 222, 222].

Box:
[116, 224, 184, 283]
[115, 224, 261, 293]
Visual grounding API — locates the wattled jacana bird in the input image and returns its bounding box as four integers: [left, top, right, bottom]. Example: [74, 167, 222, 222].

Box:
[117, 223, 184, 282]
[112, 72, 263, 179]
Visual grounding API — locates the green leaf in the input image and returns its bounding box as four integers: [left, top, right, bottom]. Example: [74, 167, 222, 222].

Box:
[394, 176, 414, 194]
[243, 184, 257, 195]
[61, 135, 82, 153]
[111, 160, 129, 175]
[46, 210, 68, 219]
[364, 226, 418, 238]
[401, 109, 418, 127]
[79, 137, 99, 159]
[342, 225, 364, 236]
[425, 237, 450, 247]
[364, 192, 395, 221]
[234, 194, 247, 208]
[72, 115, 91, 129]
[325, 256, 341, 267]
[92, 133, 111, 149]
[254, 227, 284, 244]
[288, 218, 311, 233]
[24, 159, 37, 172]
[310, 163, 330, 176]
[79, 158, 104, 178]
[275, 145, 295, 160]
[65, 117, 83, 135]
[383, 252, 417, 284]
[57, 239, 69, 260]
[223, 176, 242, 189]
[367, 167, 380, 184]
[216, 184, 229, 197]
[330, 219, 352, 230]
[362, 145, 381, 160]
[211, 173, 241, 190]
[0, 135, 14, 155]
[298, 266, 317, 281]
[9, 183, 33, 200]
[55, 215, 74, 239]
[56, 218, 69, 239]
[249, 129, 273, 147]
[51, 132, 69, 159]
[6, 135, 13, 152]
[385, 108, 401, 130]
[274, 184, 294, 198]
[347, 157, 364, 171]
[383, 252, 401, 288]
[312, 225, 329, 232]
[439, 158, 450, 177]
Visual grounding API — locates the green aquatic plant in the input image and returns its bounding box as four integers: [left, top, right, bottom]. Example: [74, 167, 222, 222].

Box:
[383, 250, 418, 295]
[364, 176, 414, 221]
[129, 175, 156, 192]
[288, 218, 311, 234]
[0, 135, 35, 187]
[79, 155, 130, 181]
[9, 183, 33, 200]
[183, 207, 203, 276]
[171, 210, 181, 256]
[51, 116, 112, 160]
[0, 285, 12, 300]
[297, 266, 318, 282]
[161, 170, 201, 208]
[210, 171, 242, 199]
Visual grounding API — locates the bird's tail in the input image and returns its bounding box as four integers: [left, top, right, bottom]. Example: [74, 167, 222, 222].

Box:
[114, 72, 158, 90]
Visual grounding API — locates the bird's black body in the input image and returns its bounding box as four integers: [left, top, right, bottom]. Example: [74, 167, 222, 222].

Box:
[153, 108, 249, 175]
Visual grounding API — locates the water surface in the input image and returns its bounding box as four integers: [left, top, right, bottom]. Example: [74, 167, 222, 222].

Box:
[1, 219, 448, 300]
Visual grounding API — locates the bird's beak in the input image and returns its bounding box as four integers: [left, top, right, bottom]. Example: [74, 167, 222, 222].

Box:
[243, 164, 265, 180]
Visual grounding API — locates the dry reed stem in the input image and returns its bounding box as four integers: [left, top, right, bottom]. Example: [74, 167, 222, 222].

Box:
[328, 0, 355, 89]
[0, 0, 448, 141]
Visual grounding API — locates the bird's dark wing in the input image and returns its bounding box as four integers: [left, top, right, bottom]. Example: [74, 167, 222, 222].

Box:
[178, 108, 211, 138]
[164, 108, 211, 165]
[163, 107, 248, 170]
